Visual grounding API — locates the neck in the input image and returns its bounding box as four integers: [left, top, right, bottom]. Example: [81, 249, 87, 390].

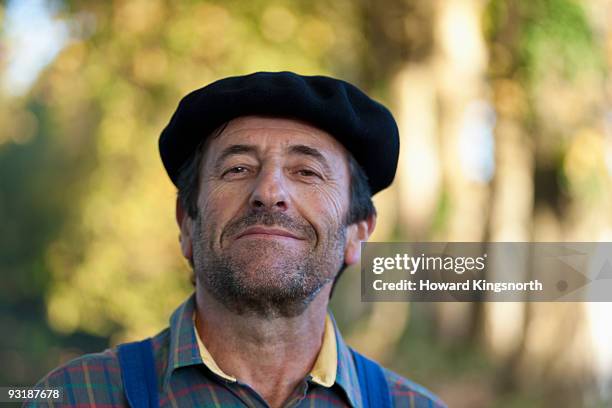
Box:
[194, 283, 333, 408]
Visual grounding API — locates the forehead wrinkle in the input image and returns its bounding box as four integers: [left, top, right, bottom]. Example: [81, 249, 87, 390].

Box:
[218, 127, 345, 154]
[219, 126, 331, 142]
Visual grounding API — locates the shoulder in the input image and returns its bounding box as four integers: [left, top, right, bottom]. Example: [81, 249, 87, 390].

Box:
[28, 348, 126, 407]
[381, 367, 448, 408]
[28, 329, 171, 407]
[39, 348, 122, 386]
[26, 329, 171, 407]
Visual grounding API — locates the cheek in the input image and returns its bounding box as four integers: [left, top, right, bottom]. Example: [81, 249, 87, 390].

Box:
[200, 179, 249, 210]
[198, 183, 249, 235]
[293, 184, 348, 232]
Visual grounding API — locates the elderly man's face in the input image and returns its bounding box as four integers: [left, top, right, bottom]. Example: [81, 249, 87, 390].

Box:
[181, 116, 358, 317]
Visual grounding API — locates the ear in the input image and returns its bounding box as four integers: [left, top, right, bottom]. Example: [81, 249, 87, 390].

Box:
[176, 198, 194, 262]
[344, 214, 376, 266]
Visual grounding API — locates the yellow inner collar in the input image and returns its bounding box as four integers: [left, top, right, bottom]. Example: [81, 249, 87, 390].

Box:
[192, 312, 337, 387]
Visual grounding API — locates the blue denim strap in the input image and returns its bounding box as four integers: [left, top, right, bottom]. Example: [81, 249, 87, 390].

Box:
[117, 338, 159, 408]
[351, 348, 393, 408]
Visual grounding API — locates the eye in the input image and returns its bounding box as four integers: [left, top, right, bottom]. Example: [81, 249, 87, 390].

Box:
[222, 166, 250, 178]
[296, 169, 322, 179]
[228, 166, 248, 173]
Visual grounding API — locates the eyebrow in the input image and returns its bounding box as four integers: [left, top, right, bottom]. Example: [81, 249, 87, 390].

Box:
[213, 144, 257, 172]
[288, 144, 332, 174]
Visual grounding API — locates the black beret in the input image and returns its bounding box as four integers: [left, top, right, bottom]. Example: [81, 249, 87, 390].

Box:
[159, 71, 399, 195]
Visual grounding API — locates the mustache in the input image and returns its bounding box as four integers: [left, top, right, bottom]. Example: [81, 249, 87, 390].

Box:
[221, 210, 316, 242]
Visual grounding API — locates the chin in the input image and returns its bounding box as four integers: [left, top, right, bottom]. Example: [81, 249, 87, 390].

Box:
[229, 241, 308, 264]
[237, 262, 305, 284]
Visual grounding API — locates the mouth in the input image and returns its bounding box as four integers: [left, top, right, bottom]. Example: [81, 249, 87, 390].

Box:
[235, 226, 304, 241]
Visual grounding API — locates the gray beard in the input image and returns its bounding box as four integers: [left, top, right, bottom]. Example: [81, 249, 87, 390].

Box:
[192, 210, 346, 318]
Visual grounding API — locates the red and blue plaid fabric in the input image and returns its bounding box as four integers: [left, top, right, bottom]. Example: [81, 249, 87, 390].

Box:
[28, 293, 446, 407]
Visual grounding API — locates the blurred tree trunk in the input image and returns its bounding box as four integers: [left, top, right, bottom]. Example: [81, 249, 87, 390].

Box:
[348, 0, 431, 362]
[485, 0, 532, 367]
[430, 0, 491, 346]
[485, 1, 600, 405]
[350, 0, 490, 360]
[583, 0, 612, 399]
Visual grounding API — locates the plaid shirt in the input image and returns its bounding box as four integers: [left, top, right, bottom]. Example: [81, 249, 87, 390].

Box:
[28, 293, 446, 407]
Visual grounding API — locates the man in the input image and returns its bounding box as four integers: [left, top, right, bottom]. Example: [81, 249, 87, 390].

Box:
[31, 72, 446, 407]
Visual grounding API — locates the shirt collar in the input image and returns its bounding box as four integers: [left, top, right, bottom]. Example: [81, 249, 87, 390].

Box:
[330, 314, 363, 408]
[163, 292, 203, 390]
[190, 308, 339, 387]
[165, 293, 363, 407]
[308, 314, 337, 387]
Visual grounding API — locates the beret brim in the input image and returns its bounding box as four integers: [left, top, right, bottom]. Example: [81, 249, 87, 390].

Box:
[159, 71, 399, 195]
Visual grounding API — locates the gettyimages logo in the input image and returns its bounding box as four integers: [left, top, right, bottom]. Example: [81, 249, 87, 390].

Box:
[371, 253, 488, 275]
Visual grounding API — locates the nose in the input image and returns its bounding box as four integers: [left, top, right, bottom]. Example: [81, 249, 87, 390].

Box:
[249, 166, 288, 212]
